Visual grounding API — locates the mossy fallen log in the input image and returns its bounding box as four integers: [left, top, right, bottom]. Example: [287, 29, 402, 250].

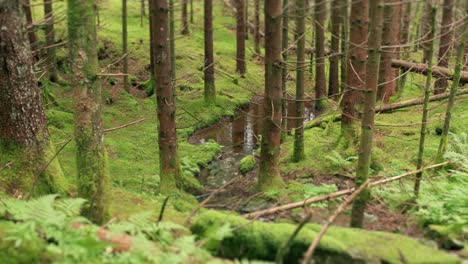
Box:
[192, 210, 460, 264]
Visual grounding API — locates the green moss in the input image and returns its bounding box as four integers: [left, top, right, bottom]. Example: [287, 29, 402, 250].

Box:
[239, 155, 256, 174]
[192, 210, 460, 263]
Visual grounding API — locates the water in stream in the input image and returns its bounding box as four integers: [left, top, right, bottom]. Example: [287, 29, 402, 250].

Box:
[189, 96, 315, 190]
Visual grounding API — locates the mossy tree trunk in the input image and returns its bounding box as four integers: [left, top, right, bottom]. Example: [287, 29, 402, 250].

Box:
[293, 0, 305, 162]
[341, 0, 368, 141]
[434, 0, 454, 95]
[236, 0, 246, 75]
[350, 0, 384, 228]
[340, 0, 349, 94]
[182, 0, 189, 34]
[328, 0, 340, 100]
[436, 6, 466, 162]
[68, 0, 110, 224]
[281, 0, 289, 139]
[149, 0, 182, 192]
[204, 0, 216, 102]
[43, 0, 58, 81]
[254, 0, 261, 55]
[414, 7, 437, 198]
[122, 0, 129, 93]
[0, 0, 66, 196]
[169, 0, 176, 81]
[257, 0, 285, 191]
[314, 0, 326, 110]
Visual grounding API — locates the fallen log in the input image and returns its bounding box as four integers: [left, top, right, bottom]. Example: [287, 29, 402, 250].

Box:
[242, 161, 450, 219]
[391, 59, 468, 83]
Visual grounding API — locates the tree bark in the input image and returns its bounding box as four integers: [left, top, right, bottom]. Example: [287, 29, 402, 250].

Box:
[391, 59, 468, 84]
[0, 0, 66, 196]
[420, 0, 436, 63]
[434, 0, 454, 94]
[328, 0, 341, 100]
[236, 0, 246, 75]
[341, 0, 368, 138]
[22, 0, 37, 54]
[258, 0, 285, 191]
[254, 0, 261, 54]
[149, 0, 182, 192]
[169, 0, 176, 80]
[398, 0, 413, 95]
[281, 0, 289, 139]
[293, 0, 306, 162]
[190, 0, 194, 24]
[182, 0, 190, 34]
[43, 0, 58, 81]
[414, 7, 437, 198]
[314, 0, 326, 109]
[122, 0, 129, 92]
[245, 0, 248, 40]
[141, 0, 145, 27]
[350, 0, 384, 228]
[68, 0, 110, 224]
[204, 0, 216, 102]
[340, 0, 349, 94]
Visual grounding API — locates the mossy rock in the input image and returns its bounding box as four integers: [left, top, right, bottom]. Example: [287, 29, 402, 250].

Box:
[191, 210, 460, 264]
[239, 155, 256, 174]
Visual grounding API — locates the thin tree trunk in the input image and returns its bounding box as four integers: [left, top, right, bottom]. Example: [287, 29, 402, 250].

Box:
[340, 0, 349, 94]
[254, 0, 261, 55]
[398, 0, 412, 96]
[149, 0, 182, 192]
[22, 0, 37, 54]
[328, 0, 340, 100]
[421, 1, 435, 63]
[258, 0, 285, 191]
[236, 0, 246, 75]
[0, 0, 66, 196]
[170, 0, 176, 80]
[434, 0, 454, 94]
[314, 0, 326, 109]
[141, 0, 145, 27]
[44, 0, 58, 81]
[281, 0, 289, 139]
[414, 7, 437, 198]
[245, 0, 249, 40]
[122, 0, 129, 93]
[204, 0, 216, 102]
[68, 0, 110, 224]
[341, 0, 368, 139]
[436, 7, 466, 161]
[350, 0, 384, 228]
[293, 0, 306, 162]
[182, 0, 190, 34]
[190, 0, 194, 24]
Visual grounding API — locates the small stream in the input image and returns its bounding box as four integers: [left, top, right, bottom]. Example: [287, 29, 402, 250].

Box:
[188, 96, 315, 191]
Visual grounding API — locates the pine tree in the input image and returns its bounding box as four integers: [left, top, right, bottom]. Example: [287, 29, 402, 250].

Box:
[434, 0, 455, 94]
[44, 0, 58, 81]
[314, 0, 326, 109]
[182, 0, 190, 34]
[328, 0, 341, 100]
[204, 0, 216, 102]
[236, 0, 246, 75]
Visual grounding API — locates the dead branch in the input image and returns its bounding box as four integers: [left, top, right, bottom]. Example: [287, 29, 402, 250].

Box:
[391, 59, 468, 83]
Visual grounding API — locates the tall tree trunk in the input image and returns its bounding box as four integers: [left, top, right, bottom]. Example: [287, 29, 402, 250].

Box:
[328, 0, 341, 100]
[68, 0, 110, 224]
[141, 0, 145, 27]
[341, 0, 368, 138]
[22, 0, 37, 55]
[254, 0, 261, 55]
[293, 0, 305, 162]
[314, 0, 326, 109]
[182, 0, 189, 34]
[204, 0, 216, 102]
[190, 0, 194, 23]
[245, 0, 249, 40]
[420, 1, 436, 63]
[340, 0, 349, 94]
[414, 7, 437, 198]
[44, 0, 58, 81]
[258, 0, 285, 191]
[236, 0, 246, 75]
[0, 0, 66, 196]
[378, 0, 400, 102]
[436, 4, 466, 162]
[350, 0, 384, 228]
[149, 0, 182, 192]
[281, 0, 289, 139]
[434, 0, 454, 94]
[122, 0, 129, 93]
[169, 0, 176, 80]
[398, 0, 412, 96]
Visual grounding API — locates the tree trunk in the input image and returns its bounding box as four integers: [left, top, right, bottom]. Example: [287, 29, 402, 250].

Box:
[0, 0, 66, 196]
[341, 0, 368, 138]
[328, 0, 340, 100]
[281, 0, 289, 139]
[182, 0, 190, 34]
[141, 0, 145, 27]
[340, 0, 349, 94]
[44, 0, 58, 81]
[122, 0, 129, 92]
[436, 5, 466, 162]
[293, 0, 306, 162]
[314, 0, 326, 109]
[434, 0, 454, 94]
[236, 0, 246, 75]
[204, 0, 216, 102]
[169, 0, 176, 80]
[149, 0, 182, 192]
[254, 0, 261, 54]
[378, 0, 400, 102]
[350, 0, 384, 228]
[258, 0, 285, 191]
[245, 0, 249, 40]
[190, 0, 194, 24]
[414, 7, 437, 198]
[22, 0, 37, 55]
[398, 0, 412, 96]
[420, 1, 436, 63]
[68, 0, 110, 224]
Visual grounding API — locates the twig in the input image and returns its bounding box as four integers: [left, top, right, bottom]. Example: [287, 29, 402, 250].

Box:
[103, 118, 147, 133]
[158, 196, 170, 223]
